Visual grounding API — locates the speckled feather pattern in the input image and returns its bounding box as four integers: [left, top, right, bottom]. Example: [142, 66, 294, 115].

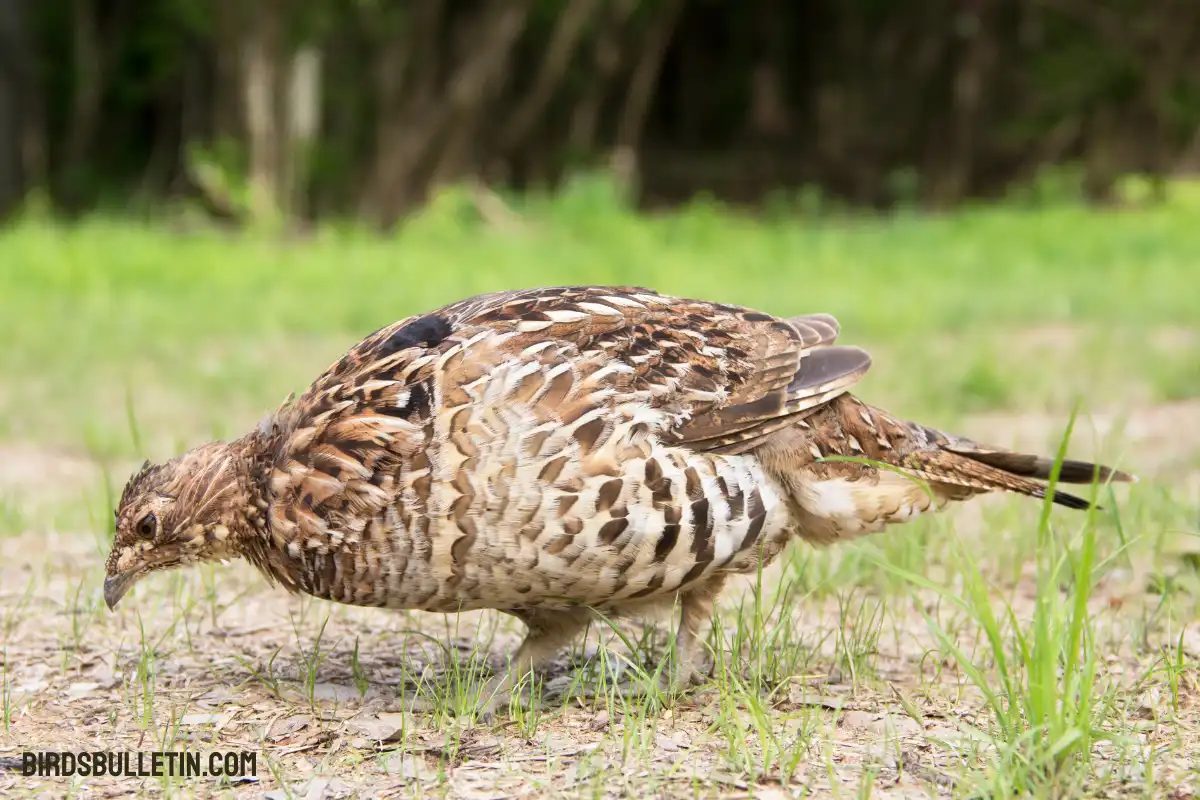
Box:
[246, 286, 821, 612]
[105, 285, 1134, 708]
[220, 285, 1115, 608]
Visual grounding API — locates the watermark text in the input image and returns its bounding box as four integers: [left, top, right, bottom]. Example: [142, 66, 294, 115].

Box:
[17, 750, 256, 778]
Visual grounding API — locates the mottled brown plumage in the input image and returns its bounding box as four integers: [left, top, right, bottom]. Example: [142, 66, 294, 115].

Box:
[103, 286, 1134, 713]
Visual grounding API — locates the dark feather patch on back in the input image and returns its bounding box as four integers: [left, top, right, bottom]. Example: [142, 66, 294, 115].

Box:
[376, 315, 453, 358]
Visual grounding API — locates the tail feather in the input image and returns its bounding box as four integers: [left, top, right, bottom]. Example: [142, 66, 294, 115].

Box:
[912, 438, 1135, 512]
[913, 453, 1094, 511]
[760, 396, 1137, 546]
[941, 445, 1137, 485]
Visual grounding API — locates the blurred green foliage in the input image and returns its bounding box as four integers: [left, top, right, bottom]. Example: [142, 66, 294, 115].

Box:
[2, 173, 1197, 459]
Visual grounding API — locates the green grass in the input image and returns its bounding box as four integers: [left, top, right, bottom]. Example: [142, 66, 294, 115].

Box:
[866, 414, 1116, 794]
[2, 649, 12, 735]
[2, 176, 1199, 459]
[0, 496, 25, 537]
[0, 177, 1197, 797]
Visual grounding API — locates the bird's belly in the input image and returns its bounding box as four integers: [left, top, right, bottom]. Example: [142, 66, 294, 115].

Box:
[382, 430, 794, 613]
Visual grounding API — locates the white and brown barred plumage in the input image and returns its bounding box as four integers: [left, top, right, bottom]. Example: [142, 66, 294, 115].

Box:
[104, 286, 1134, 711]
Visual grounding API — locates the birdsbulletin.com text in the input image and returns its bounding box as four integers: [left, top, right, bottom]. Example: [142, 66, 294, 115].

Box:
[18, 750, 256, 778]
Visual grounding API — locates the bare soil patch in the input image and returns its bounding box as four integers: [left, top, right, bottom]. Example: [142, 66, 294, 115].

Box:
[0, 444, 105, 503]
[1, 399, 1198, 797]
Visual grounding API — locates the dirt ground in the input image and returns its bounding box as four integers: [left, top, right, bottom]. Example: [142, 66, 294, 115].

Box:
[1, 401, 1198, 798]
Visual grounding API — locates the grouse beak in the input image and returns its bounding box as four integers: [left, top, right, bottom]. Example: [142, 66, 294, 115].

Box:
[103, 570, 137, 610]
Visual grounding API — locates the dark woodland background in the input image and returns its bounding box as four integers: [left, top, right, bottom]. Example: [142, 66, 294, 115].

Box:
[1, 0, 1198, 226]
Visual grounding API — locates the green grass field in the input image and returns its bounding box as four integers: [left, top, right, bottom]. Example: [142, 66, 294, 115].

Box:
[1, 178, 1198, 797]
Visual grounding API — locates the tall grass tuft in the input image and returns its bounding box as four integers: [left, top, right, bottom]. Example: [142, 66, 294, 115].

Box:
[870, 408, 1123, 794]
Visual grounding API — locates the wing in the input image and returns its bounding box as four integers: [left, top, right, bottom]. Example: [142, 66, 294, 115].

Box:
[444, 287, 868, 452]
[284, 285, 870, 451]
[256, 287, 870, 554]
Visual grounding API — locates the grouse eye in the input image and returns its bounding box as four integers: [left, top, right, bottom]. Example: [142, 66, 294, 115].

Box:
[135, 513, 158, 540]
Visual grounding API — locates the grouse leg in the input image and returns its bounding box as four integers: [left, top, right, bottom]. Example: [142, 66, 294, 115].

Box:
[666, 576, 726, 693]
[480, 607, 592, 720]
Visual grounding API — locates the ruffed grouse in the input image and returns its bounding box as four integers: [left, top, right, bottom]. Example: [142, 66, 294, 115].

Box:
[103, 286, 1133, 712]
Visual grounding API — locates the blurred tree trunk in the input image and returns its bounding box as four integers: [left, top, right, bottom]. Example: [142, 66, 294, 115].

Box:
[431, 18, 515, 192]
[569, 0, 637, 154]
[212, 0, 245, 145]
[238, 0, 317, 222]
[63, 0, 101, 179]
[62, 0, 131, 194]
[7, 0, 1200, 220]
[136, 54, 188, 204]
[673, 21, 704, 149]
[432, 6, 522, 186]
[242, 0, 299, 222]
[0, 0, 28, 219]
[1182, 125, 1200, 173]
[283, 47, 321, 218]
[1135, 0, 1194, 200]
[360, 0, 533, 227]
[358, 0, 446, 222]
[500, 0, 602, 153]
[746, 0, 791, 142]
[927, 0, 998, 206]
[812, 0, 862, 197]
[614, 0, 685, 196]
[1082, 106, 1120, 203]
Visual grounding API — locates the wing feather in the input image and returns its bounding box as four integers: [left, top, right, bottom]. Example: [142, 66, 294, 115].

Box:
[269, 286, 869, 497]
